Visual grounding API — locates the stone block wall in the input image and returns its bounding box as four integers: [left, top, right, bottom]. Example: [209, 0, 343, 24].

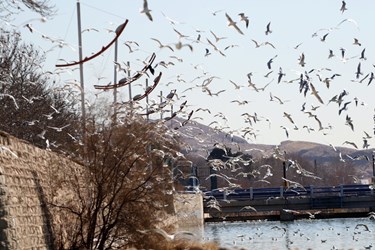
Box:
[0, 131, 81, 250]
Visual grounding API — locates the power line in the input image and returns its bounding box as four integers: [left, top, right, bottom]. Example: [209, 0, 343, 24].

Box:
[80, 2, 126, 20]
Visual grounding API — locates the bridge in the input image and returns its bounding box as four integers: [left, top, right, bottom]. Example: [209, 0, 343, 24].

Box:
[203, 184, 375, 221]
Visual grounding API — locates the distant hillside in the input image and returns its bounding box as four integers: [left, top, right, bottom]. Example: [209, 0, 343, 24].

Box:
[174, 118, 374, 179]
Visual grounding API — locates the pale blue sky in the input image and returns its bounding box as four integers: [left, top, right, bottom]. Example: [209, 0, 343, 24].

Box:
[14, 0, 375, 148]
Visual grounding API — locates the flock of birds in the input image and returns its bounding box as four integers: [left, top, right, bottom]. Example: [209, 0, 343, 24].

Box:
[4, 0, 374, 205]
[2, 1, 375, 248]
[132, 0, 375, 154]
[138, 2, 375, 247]
[8, 0, 374, 156]
[0, 0, 372, 189]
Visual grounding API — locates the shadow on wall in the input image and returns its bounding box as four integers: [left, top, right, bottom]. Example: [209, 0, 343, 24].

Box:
[31, 170, 55, 249]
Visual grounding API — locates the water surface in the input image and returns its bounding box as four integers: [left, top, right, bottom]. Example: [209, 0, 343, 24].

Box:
[202, 217, 375, 250]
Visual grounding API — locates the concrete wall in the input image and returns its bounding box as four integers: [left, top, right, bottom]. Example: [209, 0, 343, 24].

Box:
[0, 131, 81, 250]
[173, 193, 204, 228]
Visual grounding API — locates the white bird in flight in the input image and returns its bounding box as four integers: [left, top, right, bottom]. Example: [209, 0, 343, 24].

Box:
[138, 228, 195, 241]
[225, 13, 244, 35]
[47, 124, 71, 132]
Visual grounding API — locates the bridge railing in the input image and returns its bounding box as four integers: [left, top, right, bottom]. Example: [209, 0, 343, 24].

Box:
[203, 184, 374, 201]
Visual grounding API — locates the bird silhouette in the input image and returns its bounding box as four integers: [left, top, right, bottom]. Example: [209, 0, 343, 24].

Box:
[265, 22, 272, 35]
[267, 55, 278, 70]
[340, 1, 347, 13]
[140, 0, 153, 21]
[238, 13, 249, 28]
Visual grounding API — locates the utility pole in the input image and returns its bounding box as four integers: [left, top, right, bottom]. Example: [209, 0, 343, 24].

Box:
[145, 78, 149, 121]
[170, 103, 173, 128]
[127, 61, 132, 114]
[283, 161, 287, 188]
[283, 151, 288, 188]
[76, 1, 86, 150]
[112, 40, 118, 124]
[160, 91, 163, 120]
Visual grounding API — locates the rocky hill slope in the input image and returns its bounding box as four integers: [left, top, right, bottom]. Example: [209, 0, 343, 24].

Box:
[173, 118, 374, 179]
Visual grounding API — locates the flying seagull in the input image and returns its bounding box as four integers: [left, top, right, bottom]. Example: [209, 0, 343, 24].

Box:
[345, 114, 354, 131]
[340, 1, 347, 14]
[336, 18, 359, 30]
[240, 205, 257, 212]
[320, 33, 329, 42]
[267, 55, 278, 70]
[298, 53, 306, 67]
[0, 94, 19, 109]
[353, 38, 361, 46]
[367, 72, 374, 86]
[206, 38, 226, 57]
[161, 11, 184, 25]
[211, 9, 224, 16]
[238, 13, 249, 28]
[310, 83, 324, 104]
[355, 62, 362, 79]
[265, 22, 272, 35]
[251, 39, 276, 49]
[140, 0, 153, 21]
[278, 67, 285, 83]
[173, 28, 190, 39]
[204, 48, 211, 57]
[338, 101, 351, 115]
[343, 140, 357, 149]
[280, 126, 289, 138]
[166, 89, 177, 100]
[210, 30, 227, 42]
[283, 112, 295, 124]
[355, 223, 371, 232]
[359, 48, 366, 60]
[340, 47, 346, 59]
[138, 228, 195, 241]
[328, 49, 335, 59]
[150, 38, 174, 51]
[47, 124, 70, 132]
[225, 13, 244, 35]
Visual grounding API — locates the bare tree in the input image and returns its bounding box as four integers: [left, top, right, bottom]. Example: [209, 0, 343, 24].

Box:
[0, 0, 55, 20]
[0, 31, 81, 152]
[48, 111, 184, 249]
